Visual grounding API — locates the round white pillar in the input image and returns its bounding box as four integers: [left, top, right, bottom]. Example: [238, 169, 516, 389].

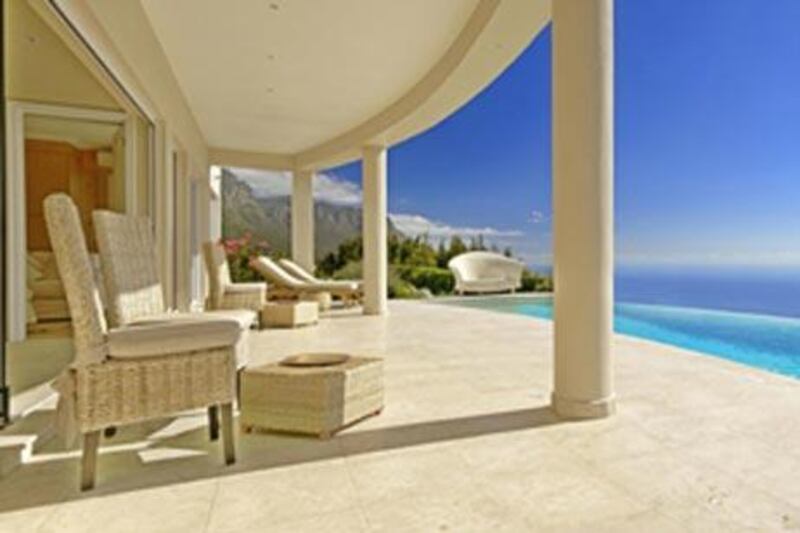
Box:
[291, 169, 315, 273]
[551, 0, 615, 419]
[362, 146, 388, 315]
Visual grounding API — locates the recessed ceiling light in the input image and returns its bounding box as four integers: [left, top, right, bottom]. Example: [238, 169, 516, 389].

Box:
[266, 87, 275, 94]
[269, 2, 279, 10]
[267, 54, 275, 61]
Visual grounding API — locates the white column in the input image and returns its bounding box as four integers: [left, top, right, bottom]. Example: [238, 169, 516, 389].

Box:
[362, 145, 388, 315]
[551, 0, 615, 419]
[291, 169, 315, 272]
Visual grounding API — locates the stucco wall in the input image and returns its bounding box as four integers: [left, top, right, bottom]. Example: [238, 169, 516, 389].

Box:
[83, 0, 208, 176]
[5, 0, 119, 110]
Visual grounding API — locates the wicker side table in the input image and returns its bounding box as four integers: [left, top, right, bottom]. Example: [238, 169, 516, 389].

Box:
[240, 356, 384, 438]
[260, 300, 318, 328]
[300, 291, 332, 311]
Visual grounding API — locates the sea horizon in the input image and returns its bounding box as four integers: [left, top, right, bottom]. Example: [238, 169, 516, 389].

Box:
[528, 263, 800, 319]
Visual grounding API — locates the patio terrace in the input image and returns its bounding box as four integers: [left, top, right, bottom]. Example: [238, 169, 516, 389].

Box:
[1, 301, 798, 532]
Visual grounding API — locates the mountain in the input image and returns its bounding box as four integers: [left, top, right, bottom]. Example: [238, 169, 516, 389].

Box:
[220, 169, 401, 259]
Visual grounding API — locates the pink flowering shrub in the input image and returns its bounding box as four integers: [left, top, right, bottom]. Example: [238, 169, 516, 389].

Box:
[220, 233, 271, 282]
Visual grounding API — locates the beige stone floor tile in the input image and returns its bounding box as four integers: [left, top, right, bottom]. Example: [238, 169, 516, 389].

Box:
[684, 434, 790, 481]
[360, 486, 530, 533]
[0, 506, 58, 533]
[39, 479, 218, 533]
[208, 506, 370, 533]
[600, 448, 800, 531]
[469, 447, 649, 528]
[553, 420, 666, 462]
[600, 451, 738, 511]
[206, 459, 357, 531]
[454, 426, 562, 474]
[535, 509, 686, 533]
[622, 411, 737, 450]
[674, 484, 800, 532]
[686, 434, 800, 508]
[344, 446, 474, 505]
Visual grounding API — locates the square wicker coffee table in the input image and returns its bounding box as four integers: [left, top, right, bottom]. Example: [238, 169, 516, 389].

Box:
[240, 355, 384, 438]
[260, 300, 318, 328]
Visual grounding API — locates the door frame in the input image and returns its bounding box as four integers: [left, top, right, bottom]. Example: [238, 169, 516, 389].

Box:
[5, 101, 136, 341]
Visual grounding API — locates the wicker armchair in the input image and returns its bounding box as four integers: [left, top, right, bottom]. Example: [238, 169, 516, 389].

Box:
[92, 210, 255, 367]
[203, 241, 266, 312]
[44, 194, 238, 491]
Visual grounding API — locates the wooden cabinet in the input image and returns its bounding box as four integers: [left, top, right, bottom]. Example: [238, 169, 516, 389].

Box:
[25, 139, 113, 251]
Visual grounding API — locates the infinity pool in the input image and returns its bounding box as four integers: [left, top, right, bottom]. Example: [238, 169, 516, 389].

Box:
[441, 296, 800, 379]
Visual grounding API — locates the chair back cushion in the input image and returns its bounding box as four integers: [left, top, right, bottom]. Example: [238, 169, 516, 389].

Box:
[93, 210, 165, 326]
[44, 194, 108, 366]
[203, 241, 231, 308]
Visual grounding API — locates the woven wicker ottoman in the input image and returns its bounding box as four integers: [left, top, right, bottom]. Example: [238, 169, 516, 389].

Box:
[300, 291, 332, 311]
[260, 300, 318, 328]
[240, 355, 383, 438]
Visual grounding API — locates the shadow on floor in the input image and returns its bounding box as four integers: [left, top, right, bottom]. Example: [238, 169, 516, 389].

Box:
[0, 406, 562, 513]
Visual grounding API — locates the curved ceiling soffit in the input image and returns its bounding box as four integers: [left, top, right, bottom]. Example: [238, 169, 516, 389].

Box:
[290, 0, 502, 171]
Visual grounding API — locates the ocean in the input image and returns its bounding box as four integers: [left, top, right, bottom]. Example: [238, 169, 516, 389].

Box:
[615, 266, 800, 319]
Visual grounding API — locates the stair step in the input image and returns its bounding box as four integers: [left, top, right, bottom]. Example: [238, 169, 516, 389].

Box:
[0, 394, 59, 479]
[30, 279, 65, 299]
[32, 300, 70, 321]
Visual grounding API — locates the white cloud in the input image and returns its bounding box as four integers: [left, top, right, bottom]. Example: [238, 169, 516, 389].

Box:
[529, 210, 548, 224]
[229, 168, 291, 197]
[389, 213, 524, 240]
[228, 167, 361, 205]
[313, 173, 362, 205]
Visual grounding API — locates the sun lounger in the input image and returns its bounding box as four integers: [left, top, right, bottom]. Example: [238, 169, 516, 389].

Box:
[250, 256, 361, 306]
[278, 258, 363, 291]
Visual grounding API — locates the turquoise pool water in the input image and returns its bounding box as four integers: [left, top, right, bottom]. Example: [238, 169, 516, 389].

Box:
[441, 296, 800, 379]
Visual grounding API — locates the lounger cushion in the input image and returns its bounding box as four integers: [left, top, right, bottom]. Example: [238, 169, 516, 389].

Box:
[224, 282, 267, 294]
[108, 319, 241, 359]
[314, 281, 359, 292]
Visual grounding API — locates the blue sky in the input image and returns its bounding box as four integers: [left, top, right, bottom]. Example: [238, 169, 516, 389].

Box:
[237, 0, 800, 269]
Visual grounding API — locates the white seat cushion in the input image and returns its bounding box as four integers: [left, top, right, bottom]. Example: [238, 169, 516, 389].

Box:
[200, 309, 258, 329]
[128, 310, 254, 367]
[108, 319, 241, 359]
[132, 309, 257, 331]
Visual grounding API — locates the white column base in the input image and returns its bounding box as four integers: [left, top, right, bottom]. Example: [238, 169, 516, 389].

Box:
[363, 303, 388, 316]
[551, 392, 616, 420]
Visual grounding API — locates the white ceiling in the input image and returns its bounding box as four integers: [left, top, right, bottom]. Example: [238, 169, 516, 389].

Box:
[140, 0, 481, 154]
